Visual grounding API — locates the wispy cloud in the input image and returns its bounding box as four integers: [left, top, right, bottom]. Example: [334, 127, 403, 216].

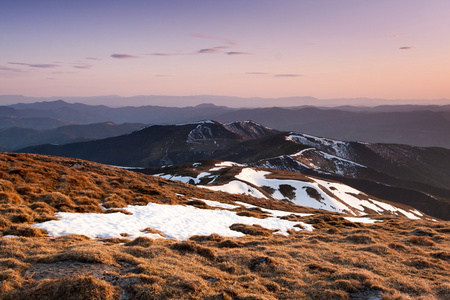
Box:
[85, 57, 102, 60]
[0, 65, 22, 72]
[274, 74, 302, 78]
[111, 54, 139, 59]
[9, 62, 59, 68]
[226, 52, 252, 55]
[151, 34, 248, 57]
[399, 46, 415, 50]
[73, 64, 93, 69]
[246, 72, 302, 78]
[198, 47, 224, 54]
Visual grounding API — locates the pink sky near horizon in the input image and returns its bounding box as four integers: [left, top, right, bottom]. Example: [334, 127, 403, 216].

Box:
[1, 0, 450, 104]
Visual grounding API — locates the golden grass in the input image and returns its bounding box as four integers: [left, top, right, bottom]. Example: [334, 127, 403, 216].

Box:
[0, 153, 449, 299]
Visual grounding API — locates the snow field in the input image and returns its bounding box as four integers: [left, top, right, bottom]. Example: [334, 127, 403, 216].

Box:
[33, 200, 314, 240]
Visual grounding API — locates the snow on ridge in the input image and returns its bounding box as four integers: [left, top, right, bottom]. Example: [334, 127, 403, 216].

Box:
[187, 121, 222, 142]
[286, 133, 352, 159]
[290, 149, 365, 177]
[157, 172, 211, 184]
[313, 179, 423, 219]
[177, 120, 217, 126]
[316, 151, 366, 168]
[205, 167, 424, 220]
[234, 168, 353, 214]
[225, 121, 274, 139]
[253, 155, 312, 173]
[209, 161, 246, 171]
[156, 166, 425, 220]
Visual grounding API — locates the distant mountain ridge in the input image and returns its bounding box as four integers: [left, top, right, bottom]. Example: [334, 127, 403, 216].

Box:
[0, 122, 145, 151]
[2, 94, 450, 107]
[2, 99, 449, 148]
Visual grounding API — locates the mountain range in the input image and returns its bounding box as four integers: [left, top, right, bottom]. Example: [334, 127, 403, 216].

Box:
[0, 122, 144, 151]
[1, 99, 450, 149]
[17, 120, 450, 220]
[4, 94, 450, 107]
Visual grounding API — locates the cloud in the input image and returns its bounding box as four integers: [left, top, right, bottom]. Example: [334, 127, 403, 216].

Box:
[192, 33, 242, 54]
[85, 57, 102, 60]
[73, 64, 93, 69]
[246, 72, 302, 78]
[399, 46, 414, 50]
[151, 34, 248, 57]
[0, 65, 22, 72]
[198, 47, 223, 54]
[191, 33, 238, 46]
[274, 74, 302, 78]
[151, 53, 177, 56]
[226, 52, 252, 55]
[111, 54, 139, 59]
[9, 62, 59, 68]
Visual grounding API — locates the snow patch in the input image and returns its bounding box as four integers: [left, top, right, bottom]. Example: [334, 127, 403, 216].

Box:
[34, 201, 312, 240]
[200, 180, 268, 199]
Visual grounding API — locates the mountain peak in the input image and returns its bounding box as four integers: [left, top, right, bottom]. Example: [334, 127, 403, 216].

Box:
[194, 103, 218, 108]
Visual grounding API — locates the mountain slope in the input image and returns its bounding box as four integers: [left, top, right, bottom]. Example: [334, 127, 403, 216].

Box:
[0, 122, 145, 151]
[153, 161, 426, 220]
[1, 153, 449, 299]
[18, 121, 279, 167]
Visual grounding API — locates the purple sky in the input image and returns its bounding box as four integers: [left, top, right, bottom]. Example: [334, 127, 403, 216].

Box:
[1, 0, 450, 103]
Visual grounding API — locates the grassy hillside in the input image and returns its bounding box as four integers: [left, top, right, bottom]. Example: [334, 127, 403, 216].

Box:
[0, 153, 449, 299]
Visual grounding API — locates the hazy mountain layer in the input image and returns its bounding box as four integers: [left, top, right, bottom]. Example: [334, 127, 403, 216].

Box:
[2, 100, 450, 148]
[0, 122, 145, 151]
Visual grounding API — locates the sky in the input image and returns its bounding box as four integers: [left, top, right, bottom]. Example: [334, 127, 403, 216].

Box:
[1, 0, 450, 104]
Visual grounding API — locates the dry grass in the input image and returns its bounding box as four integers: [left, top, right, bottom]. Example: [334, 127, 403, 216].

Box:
[0, 153, 449, 299]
